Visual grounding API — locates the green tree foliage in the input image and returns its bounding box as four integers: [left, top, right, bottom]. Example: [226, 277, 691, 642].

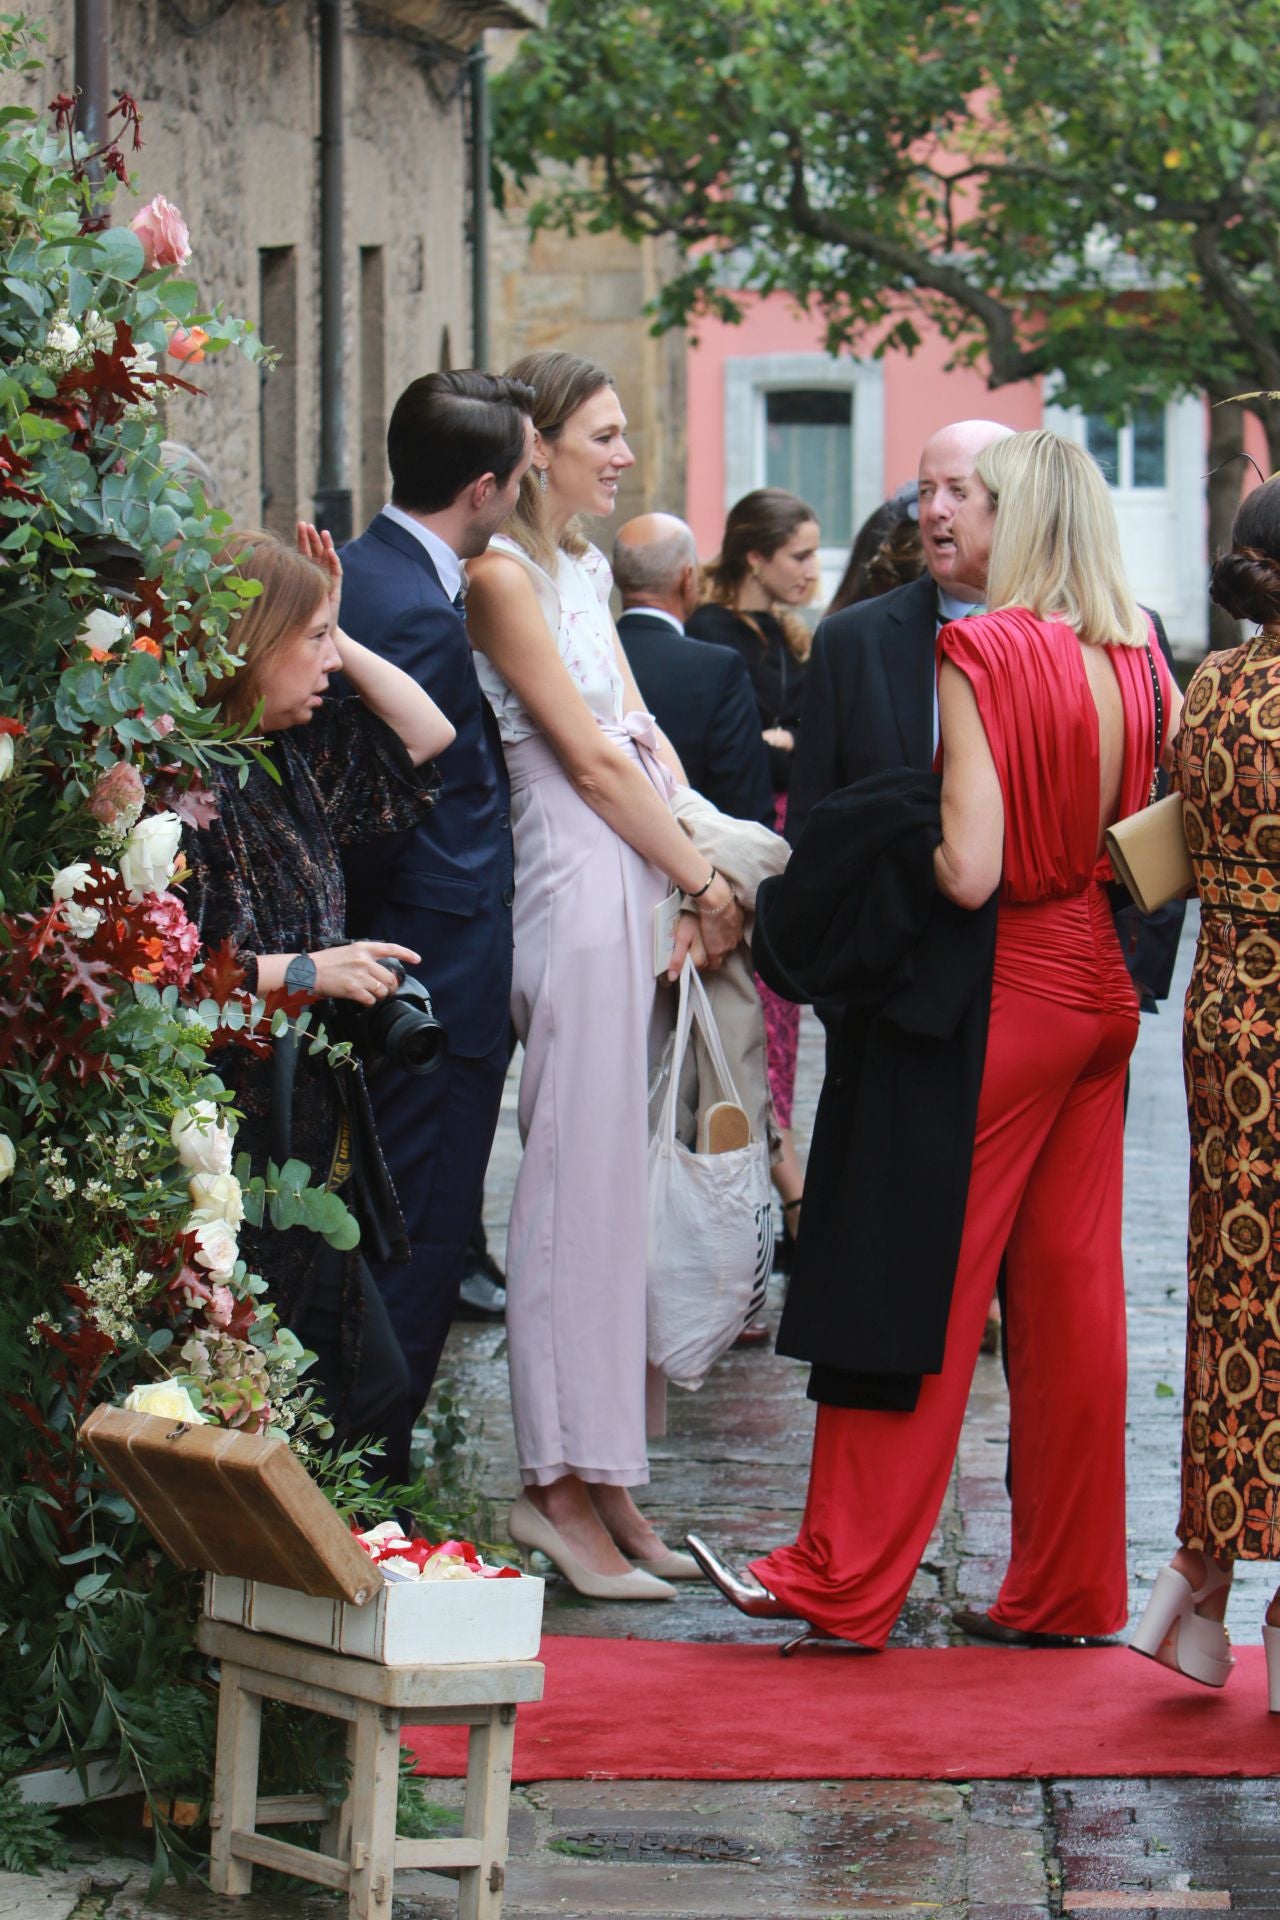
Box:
[493, 0, 1280, 463]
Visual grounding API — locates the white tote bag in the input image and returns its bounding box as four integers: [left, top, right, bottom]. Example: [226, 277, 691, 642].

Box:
[647, 957, 773, 1390]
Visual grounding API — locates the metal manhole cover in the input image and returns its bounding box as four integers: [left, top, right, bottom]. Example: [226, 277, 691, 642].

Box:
[551, 1827, 762, 1864]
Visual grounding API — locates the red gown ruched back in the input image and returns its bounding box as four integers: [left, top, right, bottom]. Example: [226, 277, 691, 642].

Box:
[752, 608, 1170, 1649]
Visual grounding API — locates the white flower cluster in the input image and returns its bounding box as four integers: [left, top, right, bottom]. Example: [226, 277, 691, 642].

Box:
[171, 1102, 243, 1280]
[38, 307, 114, 369]
[50, 812, 183, 939]
[76, 1249, 158, 1345]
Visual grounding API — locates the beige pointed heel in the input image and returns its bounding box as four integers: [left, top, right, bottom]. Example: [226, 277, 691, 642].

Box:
[508, 1495, 676, 1602]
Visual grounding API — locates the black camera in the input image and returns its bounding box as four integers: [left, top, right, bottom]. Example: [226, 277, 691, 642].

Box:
[355, 959, 447, 1077]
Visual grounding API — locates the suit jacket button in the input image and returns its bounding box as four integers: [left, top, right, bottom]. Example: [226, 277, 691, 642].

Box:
[502, 885, 515, 908]
[499, 813, 510, 829]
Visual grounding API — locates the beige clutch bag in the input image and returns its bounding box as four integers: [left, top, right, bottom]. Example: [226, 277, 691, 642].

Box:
[1105, 793, 1194, 915]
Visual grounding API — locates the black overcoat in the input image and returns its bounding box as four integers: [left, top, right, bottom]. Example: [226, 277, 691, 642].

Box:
[753, 768, 997, 1411]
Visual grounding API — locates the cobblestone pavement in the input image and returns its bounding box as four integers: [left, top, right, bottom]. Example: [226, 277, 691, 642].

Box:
[11, 907, 1280, 1918]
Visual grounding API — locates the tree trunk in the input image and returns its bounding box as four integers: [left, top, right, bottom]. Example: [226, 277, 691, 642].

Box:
[1207, 395, 1246, 655]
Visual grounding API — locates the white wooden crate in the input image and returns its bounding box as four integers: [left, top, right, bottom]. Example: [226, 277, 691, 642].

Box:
[205, 1568, 544, 1666]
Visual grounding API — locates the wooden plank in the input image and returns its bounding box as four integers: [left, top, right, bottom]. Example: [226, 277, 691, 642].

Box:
[79, 1408, 376, 1601]
[229, 1828, 350, 1891]
[255, 1794, 329, 1825]
[394, 1837, 484, 1870]
[208, 1666, 262, 1898]
[460, 1708, 516, 1920]
[196, 1622, 544, 1707]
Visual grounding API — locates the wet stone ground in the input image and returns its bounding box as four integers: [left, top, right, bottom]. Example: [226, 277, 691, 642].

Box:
[11, 907, 1280, 1918]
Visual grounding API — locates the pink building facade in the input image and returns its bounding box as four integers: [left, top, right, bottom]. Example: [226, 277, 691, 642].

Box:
[684, 294, 1215, 653]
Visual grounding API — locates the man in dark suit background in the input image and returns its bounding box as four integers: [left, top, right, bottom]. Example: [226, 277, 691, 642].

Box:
[790, 416, 1185, 1006]
[614, 513, 775, 826]
[339, 370, 535, 1482]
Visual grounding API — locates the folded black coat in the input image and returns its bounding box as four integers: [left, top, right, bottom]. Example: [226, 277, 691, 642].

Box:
[753, 767, 998, 1411]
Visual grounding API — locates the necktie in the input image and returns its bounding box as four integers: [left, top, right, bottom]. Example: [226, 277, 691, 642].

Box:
[452, 586, 467, 622]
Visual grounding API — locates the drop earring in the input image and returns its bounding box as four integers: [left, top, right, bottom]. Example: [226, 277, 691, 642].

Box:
[538, 467, 548, 494]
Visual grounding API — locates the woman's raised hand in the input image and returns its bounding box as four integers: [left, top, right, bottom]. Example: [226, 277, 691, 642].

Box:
[311, 940, 421, 1006]
[297, 521, 343, 635]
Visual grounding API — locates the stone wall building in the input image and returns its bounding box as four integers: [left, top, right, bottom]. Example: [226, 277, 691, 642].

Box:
[486, 30, 688, 534]
[4, 0, 542, 532]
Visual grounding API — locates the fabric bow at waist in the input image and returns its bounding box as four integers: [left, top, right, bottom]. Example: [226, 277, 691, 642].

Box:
[506, 710, 675, 805]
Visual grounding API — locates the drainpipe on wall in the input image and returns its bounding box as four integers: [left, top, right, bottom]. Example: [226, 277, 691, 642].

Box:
[314, 0, 352, 542]
[74, 0, 110, 190]
[469, 41, 490, 371]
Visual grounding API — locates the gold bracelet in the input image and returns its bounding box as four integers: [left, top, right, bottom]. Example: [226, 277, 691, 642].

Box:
[697, 886, 740, 918]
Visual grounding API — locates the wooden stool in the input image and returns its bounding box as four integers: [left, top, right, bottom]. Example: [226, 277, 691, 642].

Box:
[197, 1617, 543, 1920]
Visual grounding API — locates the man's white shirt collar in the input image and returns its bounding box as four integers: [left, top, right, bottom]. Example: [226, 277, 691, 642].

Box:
[381, 503, 466, 604]
[622, 605, 684, 633]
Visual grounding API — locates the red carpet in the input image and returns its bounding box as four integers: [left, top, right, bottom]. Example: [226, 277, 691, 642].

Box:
[406, 1636, 1280, 1781]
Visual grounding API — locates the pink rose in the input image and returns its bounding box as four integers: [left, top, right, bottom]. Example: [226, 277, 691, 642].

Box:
[86, 759, 145, 830]
[130, 195, 191, 271]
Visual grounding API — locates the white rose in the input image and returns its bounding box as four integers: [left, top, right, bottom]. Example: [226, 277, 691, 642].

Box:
[126, 342, 158, 379]
[50, 862, 103, 940]
[119, 811, 183, 901]
[0, 736, 13, 781]
[0, 1135, 14, 1183]
[170, 1102, 234, 1176]
[191, 1216, 239, 1278]
[187, 1170, 244, 1229]
[45, 315, 81, 355]
[78, 607, 131, 653]
[123, 1381, 206, 1425]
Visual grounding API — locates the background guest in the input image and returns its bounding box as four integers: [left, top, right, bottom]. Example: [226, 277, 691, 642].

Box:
[1132, 476, 1280, 1703]
[182, 527, 455, 1455]
[338, 371, 535, 1484]
[686, 488, 820, 1264]
[826, 482, 926, 616]
[466, 349, 743, 1600]
[614, 512, 774, 826]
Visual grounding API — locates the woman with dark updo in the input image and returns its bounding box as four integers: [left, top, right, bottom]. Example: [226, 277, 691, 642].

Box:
[1131, 476, 1280, 1707]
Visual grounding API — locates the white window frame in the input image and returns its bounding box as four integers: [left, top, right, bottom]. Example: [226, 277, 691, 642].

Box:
[724, 353, 885, 603]
[1043, 387, 1207, 652]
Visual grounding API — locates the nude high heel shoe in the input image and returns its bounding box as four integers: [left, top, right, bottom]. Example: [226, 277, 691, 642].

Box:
[507, 1494, 676, 1601]
[1130, 1558, 1234, 1688]
[1263, 1619, 1280, 1713]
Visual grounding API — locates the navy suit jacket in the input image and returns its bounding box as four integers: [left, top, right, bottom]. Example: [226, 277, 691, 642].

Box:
[338, 513, 514, 1061]
[617, 610, 775, 826]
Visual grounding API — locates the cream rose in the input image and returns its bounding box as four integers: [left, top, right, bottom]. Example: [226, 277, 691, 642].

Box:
[0, 736, 13, 781]
[187, 1170, 244, 1229]
[0, 1135, 14, 1184]
[170, 1102, 234, 1176]
[51, 861, 103, 941]
[119, 810, 183, 901]
[192, 1216, 239, 1278]
[129, 195, 192, 271]
[78, 607, 131, 654]
[45, 315, 81, 355]
[123, 1381, 206, 1424]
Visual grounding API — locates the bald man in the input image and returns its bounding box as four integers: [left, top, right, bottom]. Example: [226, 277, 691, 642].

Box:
[788, 420, 1012, 845]
[614, 512, 774, 825]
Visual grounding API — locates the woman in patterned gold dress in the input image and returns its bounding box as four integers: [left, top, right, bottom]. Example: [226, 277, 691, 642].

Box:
[1132, 477, 1280, 1705]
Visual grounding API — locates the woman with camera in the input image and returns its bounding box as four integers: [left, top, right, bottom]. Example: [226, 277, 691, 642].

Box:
[180, 526, 455, 1451]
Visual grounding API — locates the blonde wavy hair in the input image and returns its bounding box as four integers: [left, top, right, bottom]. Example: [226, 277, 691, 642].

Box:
[975, 429, 1146, 648]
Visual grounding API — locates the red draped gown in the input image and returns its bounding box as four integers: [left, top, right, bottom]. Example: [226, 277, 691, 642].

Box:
[752, 608, 1170, 1648]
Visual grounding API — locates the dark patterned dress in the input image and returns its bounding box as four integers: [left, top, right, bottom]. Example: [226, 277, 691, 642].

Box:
[1176, 631, 1280, 1558]
[180, 697, 438, 1382]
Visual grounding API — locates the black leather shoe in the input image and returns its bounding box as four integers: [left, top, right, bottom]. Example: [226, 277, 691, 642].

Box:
[953, 1606, 1088, 1648]
[685, 1534, 802, 1619]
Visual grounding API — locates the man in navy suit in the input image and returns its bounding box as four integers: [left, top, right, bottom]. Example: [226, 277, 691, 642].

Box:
[614, 514, 775, 826]
[340, 370, 535, 1482]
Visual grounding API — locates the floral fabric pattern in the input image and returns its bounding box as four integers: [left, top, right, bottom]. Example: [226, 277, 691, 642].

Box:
[1176, 631, 1280, 1557]
[478, 537, 625, 742]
